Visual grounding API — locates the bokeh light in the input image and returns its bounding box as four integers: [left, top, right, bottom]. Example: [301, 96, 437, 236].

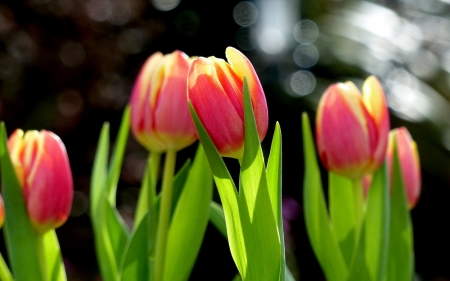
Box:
[233, 1, 258, 27]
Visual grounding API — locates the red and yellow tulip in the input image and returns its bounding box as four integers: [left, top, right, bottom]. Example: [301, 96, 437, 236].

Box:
[387, 127, 421, 209]
[130, 50, 197, 152]
[316, 76, 390, 179]
[188, 47, 268, 159]
[8, 129, 73, 233]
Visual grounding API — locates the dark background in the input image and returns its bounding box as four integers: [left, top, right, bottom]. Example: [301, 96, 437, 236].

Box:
[1, 0, 450, 280]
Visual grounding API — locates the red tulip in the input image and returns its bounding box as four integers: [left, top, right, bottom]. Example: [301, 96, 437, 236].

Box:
[316, 76, 390, 179]
[387, 127, 421, 209]
[8, 129, 73, 233]
[188, 47, 268, 159]
[130, 50, 197, 152]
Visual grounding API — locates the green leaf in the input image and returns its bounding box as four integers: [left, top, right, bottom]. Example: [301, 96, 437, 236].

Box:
[329, 173, 357, 266]
[266, 122, 282, 229]
[42, 230, 67, 281]
[163, 144, 213, 281]
[188, 102, 246, 278]
[90, 124, 117, 281]
[385, 145, 414, 281]
[0, 123, 43, 281]
[107, 105, 130, 206]
[239, 77, 281, 281]
[266, 122, 285, 281]
[170, 159, 192, 220]
[90, 123, 110, 221]
[119, 212, 153, 281]
[134, 153, 161, 228]
[363, 163, 390, 281]
[209, 200, 298, 281]
[105, 203, 130, 265]
[119, 155, 191, 281]
[301, 113, 348, 281]
[209, 202, 227, 239]
[0, 252, 13, 281]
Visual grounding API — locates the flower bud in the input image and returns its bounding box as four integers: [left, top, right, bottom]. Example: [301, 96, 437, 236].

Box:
[188, 47, 268, 159]
[8, 129, 73, 233]
[387, 127, 421, 209]
[316, 76, 390, 179]
[130, 50, 197, 152]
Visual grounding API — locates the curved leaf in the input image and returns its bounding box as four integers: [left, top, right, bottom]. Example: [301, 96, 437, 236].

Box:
[301, 113, 348, 281]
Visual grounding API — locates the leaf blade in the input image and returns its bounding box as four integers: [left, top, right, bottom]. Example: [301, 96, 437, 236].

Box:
[301, 113, 348, 281]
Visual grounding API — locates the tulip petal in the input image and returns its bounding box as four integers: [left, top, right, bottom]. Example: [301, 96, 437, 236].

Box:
[395, 128, 421, 209]
[210, 57, 244, 121]
[27, 131, 73, 233]
[188, 57, 244, 158]
[154, 51, 197, 149]
[130, 52, 165, 151]
[7, 129, 26, 188]
[362, 76, 390, 170]
[316, 83, 375, 178]
[225, 47, 268, 141]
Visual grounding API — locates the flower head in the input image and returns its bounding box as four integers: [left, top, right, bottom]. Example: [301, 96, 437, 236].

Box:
[387, 127, 421, 209]
[188, 47, 268, 159]
[316, 76, 390, 178]
[8, 129, 73, 233]
[130, 50, 197, 152]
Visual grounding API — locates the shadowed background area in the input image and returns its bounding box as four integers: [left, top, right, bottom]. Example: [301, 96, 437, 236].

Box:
[0, 0, 450, 280]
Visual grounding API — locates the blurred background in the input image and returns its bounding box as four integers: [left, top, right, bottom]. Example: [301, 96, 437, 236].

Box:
[0, 0, 450, 280]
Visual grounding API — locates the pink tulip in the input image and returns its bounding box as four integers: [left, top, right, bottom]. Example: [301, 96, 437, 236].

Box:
[316, 76, 390, 179]
[387, 127, 421, 209]
[8, 129, 73, 233]
[130, 50, 197, 152]
[188, 47, 268, 159]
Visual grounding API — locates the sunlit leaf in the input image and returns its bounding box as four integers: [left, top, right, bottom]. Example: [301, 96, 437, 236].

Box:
[163, 145, 213, 281]
[209, 202, 227, 239]
[301, 113, 348, 281]
[266, 122, 286, 280]
[42, 230, 67, 281]
[107, 105, 130, 206]
[329, 173, 356, 266]
[189, 102, 246, 278]
[239, 77, 281, 281]
[385, 144, 414, 281]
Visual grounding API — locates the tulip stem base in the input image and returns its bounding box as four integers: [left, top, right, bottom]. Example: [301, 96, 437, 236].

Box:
[0, 252, 13, 281]
[154, 149, 177, 281]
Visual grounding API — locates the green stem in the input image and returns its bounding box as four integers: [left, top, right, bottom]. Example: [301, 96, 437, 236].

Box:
[0, 252, 13, 281]
[36, 234, 46, 281]
[353, 179, 364, 235]
[153, 150, 177, 281]
[134, 152, 161, 227]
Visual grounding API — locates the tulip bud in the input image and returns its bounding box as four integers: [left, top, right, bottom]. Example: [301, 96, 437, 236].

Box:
[188, 47, 268, 159]
[387, 127, 421, 209]
[316, 76, 390, 179]
[8, 129, 73, 233]
[130, 50, 197, 152]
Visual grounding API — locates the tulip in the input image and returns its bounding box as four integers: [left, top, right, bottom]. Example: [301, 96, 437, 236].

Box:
[188, 47, 268, 159]
[8, 129, 73, 233]
[316, 75, 390, 179]
[387, 127, 421, 209]
[130, 50, 197, 152]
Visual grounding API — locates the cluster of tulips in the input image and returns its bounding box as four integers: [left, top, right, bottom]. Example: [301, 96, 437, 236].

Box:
[0, 46, 420, 281]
